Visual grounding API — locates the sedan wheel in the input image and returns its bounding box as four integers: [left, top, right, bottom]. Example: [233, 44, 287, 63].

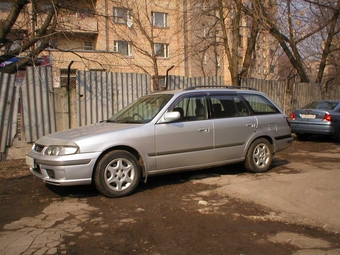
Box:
[94, 150, 141, 198]
[244, 138, 272, 173]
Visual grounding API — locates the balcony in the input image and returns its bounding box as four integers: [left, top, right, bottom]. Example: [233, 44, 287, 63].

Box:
[58, 15, 98, 34]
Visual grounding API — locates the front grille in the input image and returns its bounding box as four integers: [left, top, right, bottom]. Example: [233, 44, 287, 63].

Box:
[34, 144, 45, 153]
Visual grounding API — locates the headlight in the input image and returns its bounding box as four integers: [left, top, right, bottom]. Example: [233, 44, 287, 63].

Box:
[44, 146, 79, 156]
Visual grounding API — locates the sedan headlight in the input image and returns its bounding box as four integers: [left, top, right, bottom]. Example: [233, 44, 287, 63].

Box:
[44, 146, 79, 156]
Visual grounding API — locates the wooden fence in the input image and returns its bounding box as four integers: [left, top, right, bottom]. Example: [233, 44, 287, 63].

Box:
[1, 67, 340, 160]
[241, 78, 340, 115]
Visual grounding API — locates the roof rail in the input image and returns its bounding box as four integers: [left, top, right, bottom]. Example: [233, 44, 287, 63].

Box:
[225, 86, 257, 90]
[184, 85, 257, 91]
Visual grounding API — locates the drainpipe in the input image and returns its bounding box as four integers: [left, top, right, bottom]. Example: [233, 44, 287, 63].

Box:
[67, 61, 74, 129]
[165, 65, 175, 90]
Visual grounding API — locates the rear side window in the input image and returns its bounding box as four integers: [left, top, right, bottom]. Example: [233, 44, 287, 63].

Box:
[241, 94, 280, 114]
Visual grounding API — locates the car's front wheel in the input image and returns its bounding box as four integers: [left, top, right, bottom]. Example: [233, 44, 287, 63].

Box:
[94, 150, 141, 198]
[244, 138, 273, 173]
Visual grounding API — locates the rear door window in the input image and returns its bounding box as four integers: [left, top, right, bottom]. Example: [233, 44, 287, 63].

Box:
[210, 94, 250, 118]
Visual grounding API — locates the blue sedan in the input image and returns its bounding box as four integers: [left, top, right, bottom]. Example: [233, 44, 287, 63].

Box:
[289, 100, 340, 141]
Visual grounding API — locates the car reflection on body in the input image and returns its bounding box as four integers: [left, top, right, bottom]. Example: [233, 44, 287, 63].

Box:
[289, 100, 340, 141]
[26, 87, 293, 198]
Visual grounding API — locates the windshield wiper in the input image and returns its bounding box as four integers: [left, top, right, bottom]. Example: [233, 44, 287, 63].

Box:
[105, 119, 143, 124]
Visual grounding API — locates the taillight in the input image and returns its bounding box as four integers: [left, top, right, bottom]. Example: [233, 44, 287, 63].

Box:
[290, 112, 296, 120]
[322, 113, 332, 122]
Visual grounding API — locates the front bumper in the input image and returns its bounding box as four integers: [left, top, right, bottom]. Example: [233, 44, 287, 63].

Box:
[26, 150, 101, 186]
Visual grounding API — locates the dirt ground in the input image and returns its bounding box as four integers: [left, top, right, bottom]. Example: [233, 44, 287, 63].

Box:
[1, 136, 340, 255]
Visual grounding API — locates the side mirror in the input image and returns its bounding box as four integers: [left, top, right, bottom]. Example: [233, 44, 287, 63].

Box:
[158, 111, 181, 123]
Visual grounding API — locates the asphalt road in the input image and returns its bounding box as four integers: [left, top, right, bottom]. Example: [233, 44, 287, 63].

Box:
[0, 137, 340, 255]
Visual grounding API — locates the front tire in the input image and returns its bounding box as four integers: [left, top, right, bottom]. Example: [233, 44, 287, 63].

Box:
[244, 138, 273, 173]
[94, 150, 141, 198]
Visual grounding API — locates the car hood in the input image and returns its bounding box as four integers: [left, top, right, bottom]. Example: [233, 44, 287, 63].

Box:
[35, 122, 142, 146]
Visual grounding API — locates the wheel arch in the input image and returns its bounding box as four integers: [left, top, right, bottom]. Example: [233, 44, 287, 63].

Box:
[245, 135, 275, 156]
[91, 145, 147, 184]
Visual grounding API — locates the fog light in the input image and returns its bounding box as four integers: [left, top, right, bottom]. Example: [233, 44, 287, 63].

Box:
[46, 169, 55, 179]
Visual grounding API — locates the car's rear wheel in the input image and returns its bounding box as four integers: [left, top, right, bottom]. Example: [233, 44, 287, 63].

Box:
[244, 138, 272, 173]
[94, 150, 141, 198]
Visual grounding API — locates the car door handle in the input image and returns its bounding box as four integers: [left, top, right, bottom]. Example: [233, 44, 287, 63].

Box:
[198, 128, 210, 132]
[246, 123, 256, 128]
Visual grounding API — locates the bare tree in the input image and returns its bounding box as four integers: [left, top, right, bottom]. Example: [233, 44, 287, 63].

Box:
[180, 0, 223, 79]
[105, 0, 184, 90]
[250, 0, 340, 83]
[314, 0, 340, 83]
[0, 0, 29, 44]
[0, 0, 62, 73]
[216, 0, 262, 85]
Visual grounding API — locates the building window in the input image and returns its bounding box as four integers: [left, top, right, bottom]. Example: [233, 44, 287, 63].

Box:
[60, 69, 77, 89]
[202, 52, 207, 65]
[215, 30, 220, 42]
[75, 9, 94, 18]
[0, 2, 12, 12]
[154, 43, 169, 58]
[49, 39, 57, 49]
[85, 41, 95, 50]
[40, 4, 53, 12]
[216, 54, 221, 67]
[113, 7, 131, 24]
[152, 12, 168, 28]
[37, 39, 57, 49]
[114, 41, 132, 56]
[9, 40, 22, 51]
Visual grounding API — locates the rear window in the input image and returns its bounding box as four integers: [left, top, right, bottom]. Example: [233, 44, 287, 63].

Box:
[302, 101, 338, 110]
[241, 94, 280, 114]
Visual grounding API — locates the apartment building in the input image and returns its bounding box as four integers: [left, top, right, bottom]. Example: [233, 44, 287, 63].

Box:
[0, 0, 277, 88]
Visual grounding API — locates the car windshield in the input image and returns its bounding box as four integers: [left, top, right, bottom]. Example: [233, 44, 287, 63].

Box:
[107, 94, 173, 123]
[302, 101, 339, 110]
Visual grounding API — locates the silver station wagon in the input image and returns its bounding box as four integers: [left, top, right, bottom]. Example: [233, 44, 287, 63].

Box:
[26, 87, 293, 197]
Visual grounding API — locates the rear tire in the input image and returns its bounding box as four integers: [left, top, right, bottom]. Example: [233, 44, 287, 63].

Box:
[94, 150, 141, 198]
[244, 138, 273, 173]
